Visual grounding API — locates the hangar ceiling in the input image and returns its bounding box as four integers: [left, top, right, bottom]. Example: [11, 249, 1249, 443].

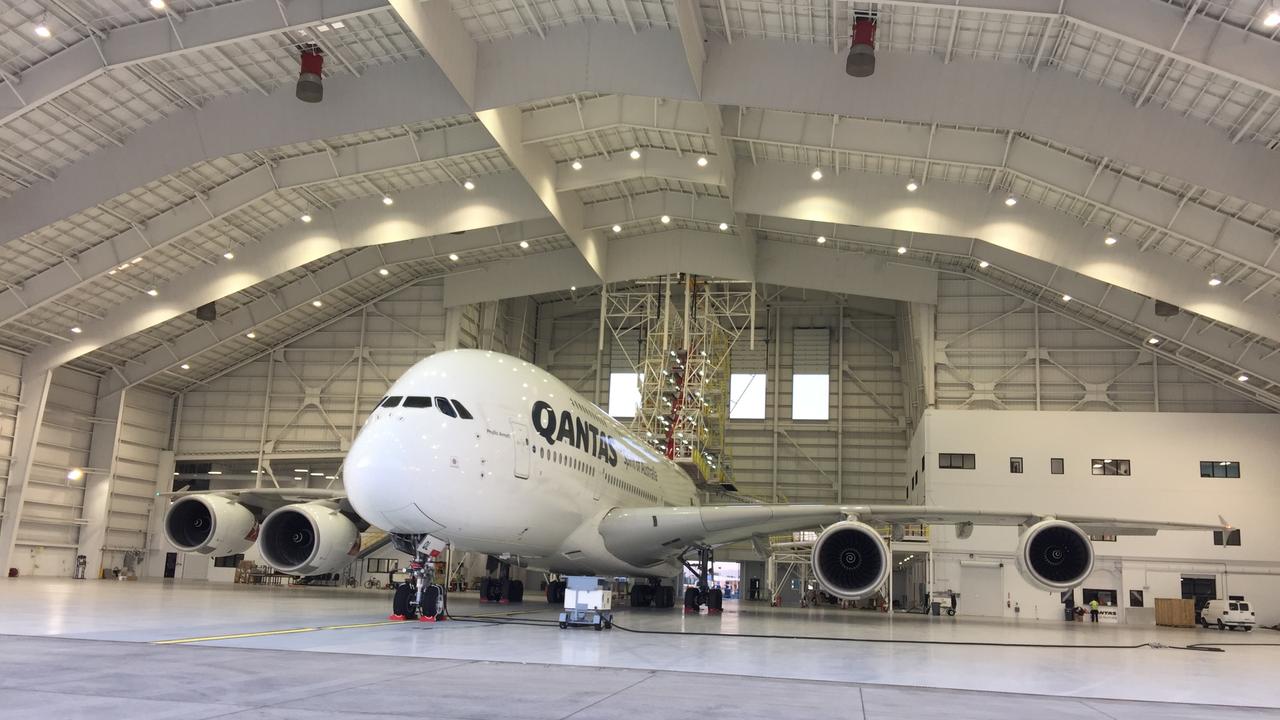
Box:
[2, 0, 1280, 408]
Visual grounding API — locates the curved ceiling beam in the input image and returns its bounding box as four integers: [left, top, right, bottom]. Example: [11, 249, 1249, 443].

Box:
[734, 161, 1280, 345]
[25, 171, 555, 375]
[0, 123, 498, 328]
[0, 57, 469, 249]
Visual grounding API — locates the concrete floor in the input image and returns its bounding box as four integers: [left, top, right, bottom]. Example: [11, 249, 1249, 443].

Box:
[2, 578, 1278, 718]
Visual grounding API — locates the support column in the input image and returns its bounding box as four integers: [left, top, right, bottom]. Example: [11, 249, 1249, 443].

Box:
[143, 450, 176, 579]
[443, 305, 466, 350]
[0, 369, 53, 575]
[909, 303, 937, 409]
[78, 381, 126, 579]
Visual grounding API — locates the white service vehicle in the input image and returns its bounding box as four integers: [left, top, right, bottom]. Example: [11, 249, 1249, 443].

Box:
[1200, 599, 1257, 631]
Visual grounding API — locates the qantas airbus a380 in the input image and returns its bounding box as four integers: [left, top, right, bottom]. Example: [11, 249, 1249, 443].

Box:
[164, 349, 1224, 620]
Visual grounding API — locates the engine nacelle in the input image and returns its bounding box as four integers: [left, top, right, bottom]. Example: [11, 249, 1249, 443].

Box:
[163, 494, 258, 556]
[810, 521, 890, 600]
[1015, 519, 1094, 592]
[259, 501, 361, 576]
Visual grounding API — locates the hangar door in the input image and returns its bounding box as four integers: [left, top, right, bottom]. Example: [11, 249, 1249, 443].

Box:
[959, 564, 1004, 617]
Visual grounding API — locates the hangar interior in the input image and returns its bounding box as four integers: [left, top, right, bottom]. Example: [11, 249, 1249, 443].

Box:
[1, 0, 1280, 717]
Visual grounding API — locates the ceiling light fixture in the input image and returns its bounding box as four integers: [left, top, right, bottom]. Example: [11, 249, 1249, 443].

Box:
[382, 195, 394, 206]
[519, 240, 530, 249]
[571, 159, 583, 171]
[34, 23, 52, 38]
[629, 149, 641, 160]
[378, 268, 389, 276]
[146, 288, 159, 297]
[1061, 294, 1072, 302]
[612, 225, 622, 233]
[150, 0, 166, 9]
[816, 236, 826, 244]
[906, 179, 919, 192]
[463, 179, 475, 190]
[897, 246, 907, 255]
[180, 363, 190, 370]
[222, 251, 235, 260]
[131, 257, 142, 265]
[1209, 273, 1223, 287]
[312, 300, 323, 308]
[67, 468, 84, 481]
[719, 222, 729, 231]
[1104, 235, 1117, 246]
[1238, 373, 1250, 382]
[1147, 337, 1160, 345]
[696, 156, 708, 167]
[246, 331, 257, 339]
[70, 326, 82, 334]
[978, 260, 990, 269]
[1266, 9, 1280, 27]
[811, 168, 823, 181]
[300, 213, 312, 223]
[570, 286, 577, 292]
[1004, 195, 1018, 207]
[660, 215, 671, 224]
[449, 253, 459, 261]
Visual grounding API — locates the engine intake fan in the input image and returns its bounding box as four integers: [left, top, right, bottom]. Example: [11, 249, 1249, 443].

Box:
[811, 520, 889, 599]
[1015, 519, 1094, 592]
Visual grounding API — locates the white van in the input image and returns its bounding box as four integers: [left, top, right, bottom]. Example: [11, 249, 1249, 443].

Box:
[1199, 599, 1256, 631]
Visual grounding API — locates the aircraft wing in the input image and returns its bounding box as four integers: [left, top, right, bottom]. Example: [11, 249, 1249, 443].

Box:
[596, 504, 1226, 566]
[161, 487, 348, 518]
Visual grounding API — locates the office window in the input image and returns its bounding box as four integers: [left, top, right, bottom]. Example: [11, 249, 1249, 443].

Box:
[607, 372, 642, 418]
[1050, 457, 1064, 474]
[1009, 457, 1023, 474]
[938, 453, 975, 470]
[729, 373, 766, 419]
[1129, 590, 1145, 608]
[1213, 529, 1242, 546]
[1089, 534, 1117, 542]
[791, 374, 830, 420]
[1091, 459, 1131, 476]
[367, 557, 399, 573]
[1200, 461, 1240, 478]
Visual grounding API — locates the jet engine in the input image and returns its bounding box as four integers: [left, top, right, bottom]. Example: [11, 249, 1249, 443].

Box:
[1015, 519, 1094, 592]
[810, 521, 890, 600]
[163, 494, 258, 555]
[259, 501, 361, 576]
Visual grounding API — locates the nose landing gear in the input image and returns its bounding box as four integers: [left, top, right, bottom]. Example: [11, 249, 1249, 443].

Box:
[389, 534, 446, 622]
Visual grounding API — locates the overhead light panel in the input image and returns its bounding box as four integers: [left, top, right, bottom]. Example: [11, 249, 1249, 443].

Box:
[570, 286, 577, 292]
[612, 224, 622, 233]
[150, 0, 166, 9]
[146, 288, 159, 297]
[311, 300, 323, 308]
[1004, 195, 1018, 207]
[1266, 9, 1280, 27]
[301, 213, 312, 223]
[180, 363, 190, 370]
[382, 195, 394, 206]
[816, 236, 826, 244]
[519, 240, 530, 249]
[463, 179, 475, 190]
[223, 251, 235, 260]
[1104, 235, 1117, 246]
[34, 23, 52, 38]
[449, 253, 459, 261]
[571, 159, 583, 171]
[660, 215, 671, 224]
[1209, 273, 1223, 287]
[696, 156, 708, 167]
[897, 246, 907, 255]
[1238, 374, 1250, 382]
[719, 222, 729, 231]
[70, 326, 82, 334]
[132, 257, 143, 264]
[1147, 337, 1160, 345]
[67, 468, 84, 481]
[906, 179, 919, 192]
[978, 260, 990, 269]
[629, 148, 641, 160]
[246, 331, 257, 339]
[1061, 294, 1072, 302]
[378, 268, 389, 276]
[810, 168, 823, 181]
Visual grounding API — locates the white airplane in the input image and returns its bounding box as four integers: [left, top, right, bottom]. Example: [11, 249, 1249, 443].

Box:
[164, 349, 1225, 620]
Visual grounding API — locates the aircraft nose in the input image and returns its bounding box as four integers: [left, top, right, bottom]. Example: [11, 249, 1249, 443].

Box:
[344, 418, 444, 534]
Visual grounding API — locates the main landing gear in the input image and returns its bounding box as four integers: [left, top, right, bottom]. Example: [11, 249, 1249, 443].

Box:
[389, 534, 446, 623]
[478, 554, 524, 604]
[628, 578, 676, 609]
[682, 546, 723, 615]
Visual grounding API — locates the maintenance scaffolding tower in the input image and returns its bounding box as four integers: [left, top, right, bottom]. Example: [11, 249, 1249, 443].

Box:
[602, 275, 755, 490]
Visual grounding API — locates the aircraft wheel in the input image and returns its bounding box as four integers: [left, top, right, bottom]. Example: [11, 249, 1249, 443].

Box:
[392, 584, 417, 619]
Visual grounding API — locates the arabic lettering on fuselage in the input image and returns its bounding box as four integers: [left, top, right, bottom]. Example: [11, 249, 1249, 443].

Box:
[531, 400, 618, 467]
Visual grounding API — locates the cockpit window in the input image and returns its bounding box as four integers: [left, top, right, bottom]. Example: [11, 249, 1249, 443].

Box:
[452, 400, 473, 419]
[435, 397, 457, 418]
[381, 396, 403, 408]
[403, 396, 433, 408]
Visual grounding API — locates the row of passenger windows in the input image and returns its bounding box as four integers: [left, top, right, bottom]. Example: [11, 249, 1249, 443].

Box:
[379, 395, 473, 419]
[603, 471, 658, 504]
[936, 453, 1244, 478]
[536, 445, 596, 478]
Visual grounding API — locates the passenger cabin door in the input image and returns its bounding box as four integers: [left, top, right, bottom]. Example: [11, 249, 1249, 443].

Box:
[511, 419, 530, 479]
